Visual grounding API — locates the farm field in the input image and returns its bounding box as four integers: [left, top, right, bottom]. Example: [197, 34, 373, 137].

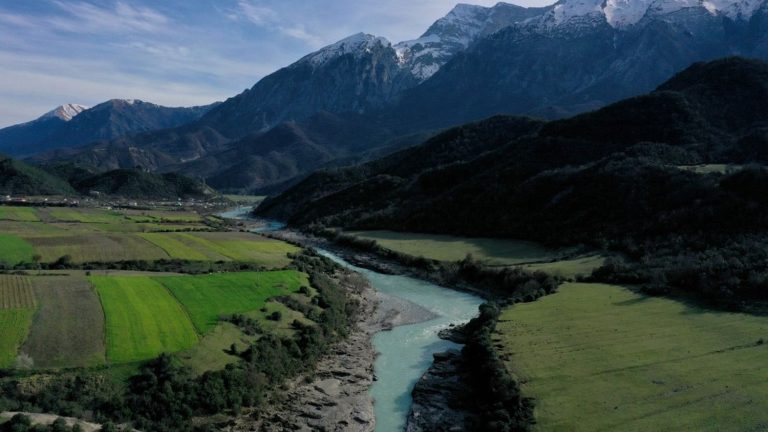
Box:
[346, 230, 556, 265]
[0, 275, 37, 368]
[45, 208, 126, 224]
[0, 206, 39, 222]
[0, 206, 298, 266]
[495, 283, 768, 431]
[0, 310, 35, 368]
[27, 233, 169, 263]
[157, 270, 308, 333]
[139, 232, 299, 267]
[0, 235, 35, 265]
[92, 276, 199, 363]
[22, 276, 105, 368]
[0, 276, 36, 309]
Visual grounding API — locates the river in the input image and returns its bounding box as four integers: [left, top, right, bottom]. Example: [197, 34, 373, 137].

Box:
[219, 207, 484, 431]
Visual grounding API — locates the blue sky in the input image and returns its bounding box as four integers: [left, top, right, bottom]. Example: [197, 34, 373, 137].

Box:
[0, 0, 553, 127]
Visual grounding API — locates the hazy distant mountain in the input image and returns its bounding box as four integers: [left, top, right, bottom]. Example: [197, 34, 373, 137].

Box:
[0, 99, 217, 157]
[0, 104, 88, 157]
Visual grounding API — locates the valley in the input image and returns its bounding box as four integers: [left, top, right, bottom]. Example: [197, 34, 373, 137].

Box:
[5, 0, 768, 430]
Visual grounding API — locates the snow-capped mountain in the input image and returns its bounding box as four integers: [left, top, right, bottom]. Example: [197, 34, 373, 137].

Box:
[395, 3, 546, 80]
[394, 0, 768, 130]
[41, 104, 89, 122]
[303, 33, 391, 67]
[537, 0, 767, 29]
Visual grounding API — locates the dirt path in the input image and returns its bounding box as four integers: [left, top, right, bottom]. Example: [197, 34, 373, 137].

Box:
[0, 412, 102, 431]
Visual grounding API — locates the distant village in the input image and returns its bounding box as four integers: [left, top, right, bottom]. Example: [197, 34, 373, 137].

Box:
[1, 193, 233, 212]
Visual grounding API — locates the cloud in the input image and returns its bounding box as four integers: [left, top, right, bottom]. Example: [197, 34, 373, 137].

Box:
[230, 0, 324, 47]
[236, 0, 278, 25]
[46, 1, 170, 34]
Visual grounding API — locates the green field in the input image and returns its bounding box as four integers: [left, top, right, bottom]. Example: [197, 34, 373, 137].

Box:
[27, 233, 169, 263]
[46, 208, 126, 224]
[224, 195, 266, 204]
[0, 234, 36, 265]
[347, 230, 555, 265]
[0, 309, 35, 368]
[22, 276, 106, 368]
[140, 232, 300, 267]
[157, 270, 308, 333]
[123, 209, 203, 223]
[0, 206, 39, 222]
[677, 164, 742, 174]
[521, 254, 606, 279]
[495, 283, 768, 431]
[137, 233, 221, 261]
[0, 207, 298, 266]
[92, 276, 198, 363]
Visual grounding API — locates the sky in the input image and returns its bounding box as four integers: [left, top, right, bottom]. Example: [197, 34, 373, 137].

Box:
[0, 0, 554, 128]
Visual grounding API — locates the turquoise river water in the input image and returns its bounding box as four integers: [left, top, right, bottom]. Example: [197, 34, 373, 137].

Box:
[319, 251, 483, 431]
[219, 206, 484, 431]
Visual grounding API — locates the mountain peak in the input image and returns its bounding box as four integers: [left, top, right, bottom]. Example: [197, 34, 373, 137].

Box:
[302, 33, 391, 67]
[395, 2, 542, 81]
[542, 0, 767, 29]
[42, 104, 88, 122]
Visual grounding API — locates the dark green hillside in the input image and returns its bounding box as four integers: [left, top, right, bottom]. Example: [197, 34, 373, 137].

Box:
[0, 156, 215, 200]
[0, 155, 76, 195]
[257, 116, 543, 220]
[72, 169, 215, 199]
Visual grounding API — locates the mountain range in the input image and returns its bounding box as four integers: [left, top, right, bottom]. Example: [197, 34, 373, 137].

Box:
[10, 0, 768, 194]
[0, 100, 216, 158]
[256, 57, 768, 241]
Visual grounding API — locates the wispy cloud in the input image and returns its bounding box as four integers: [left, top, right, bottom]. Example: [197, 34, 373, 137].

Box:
[236, 0, 278, 25]
[48, 1, 169, 34]
[230, 0, 324, 47]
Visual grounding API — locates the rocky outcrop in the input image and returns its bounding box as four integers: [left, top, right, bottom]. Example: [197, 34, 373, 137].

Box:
[406, 350, 476, 432]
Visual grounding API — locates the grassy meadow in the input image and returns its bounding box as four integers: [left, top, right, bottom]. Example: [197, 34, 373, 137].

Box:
[0, 234, 36, 265]
[176, 322, 257, 374]
[0, 309, 35, 368]
[0, 206, 39, 222]
[520, 253, 606, 279]
[346, 230, 556, 265]
[92, 276, 200, 363]
[158, 270, 308, 333]
[495, 283, 768, 431]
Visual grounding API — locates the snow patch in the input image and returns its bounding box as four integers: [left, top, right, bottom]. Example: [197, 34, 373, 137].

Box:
[543, 0, 766, 28]
[304, 33, 391, 67]
[42, 104, 89, 121]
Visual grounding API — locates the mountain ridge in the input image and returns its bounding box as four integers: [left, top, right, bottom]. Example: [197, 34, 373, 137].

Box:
[255, 57, 768, 235]
[0, 100, 218, 158]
